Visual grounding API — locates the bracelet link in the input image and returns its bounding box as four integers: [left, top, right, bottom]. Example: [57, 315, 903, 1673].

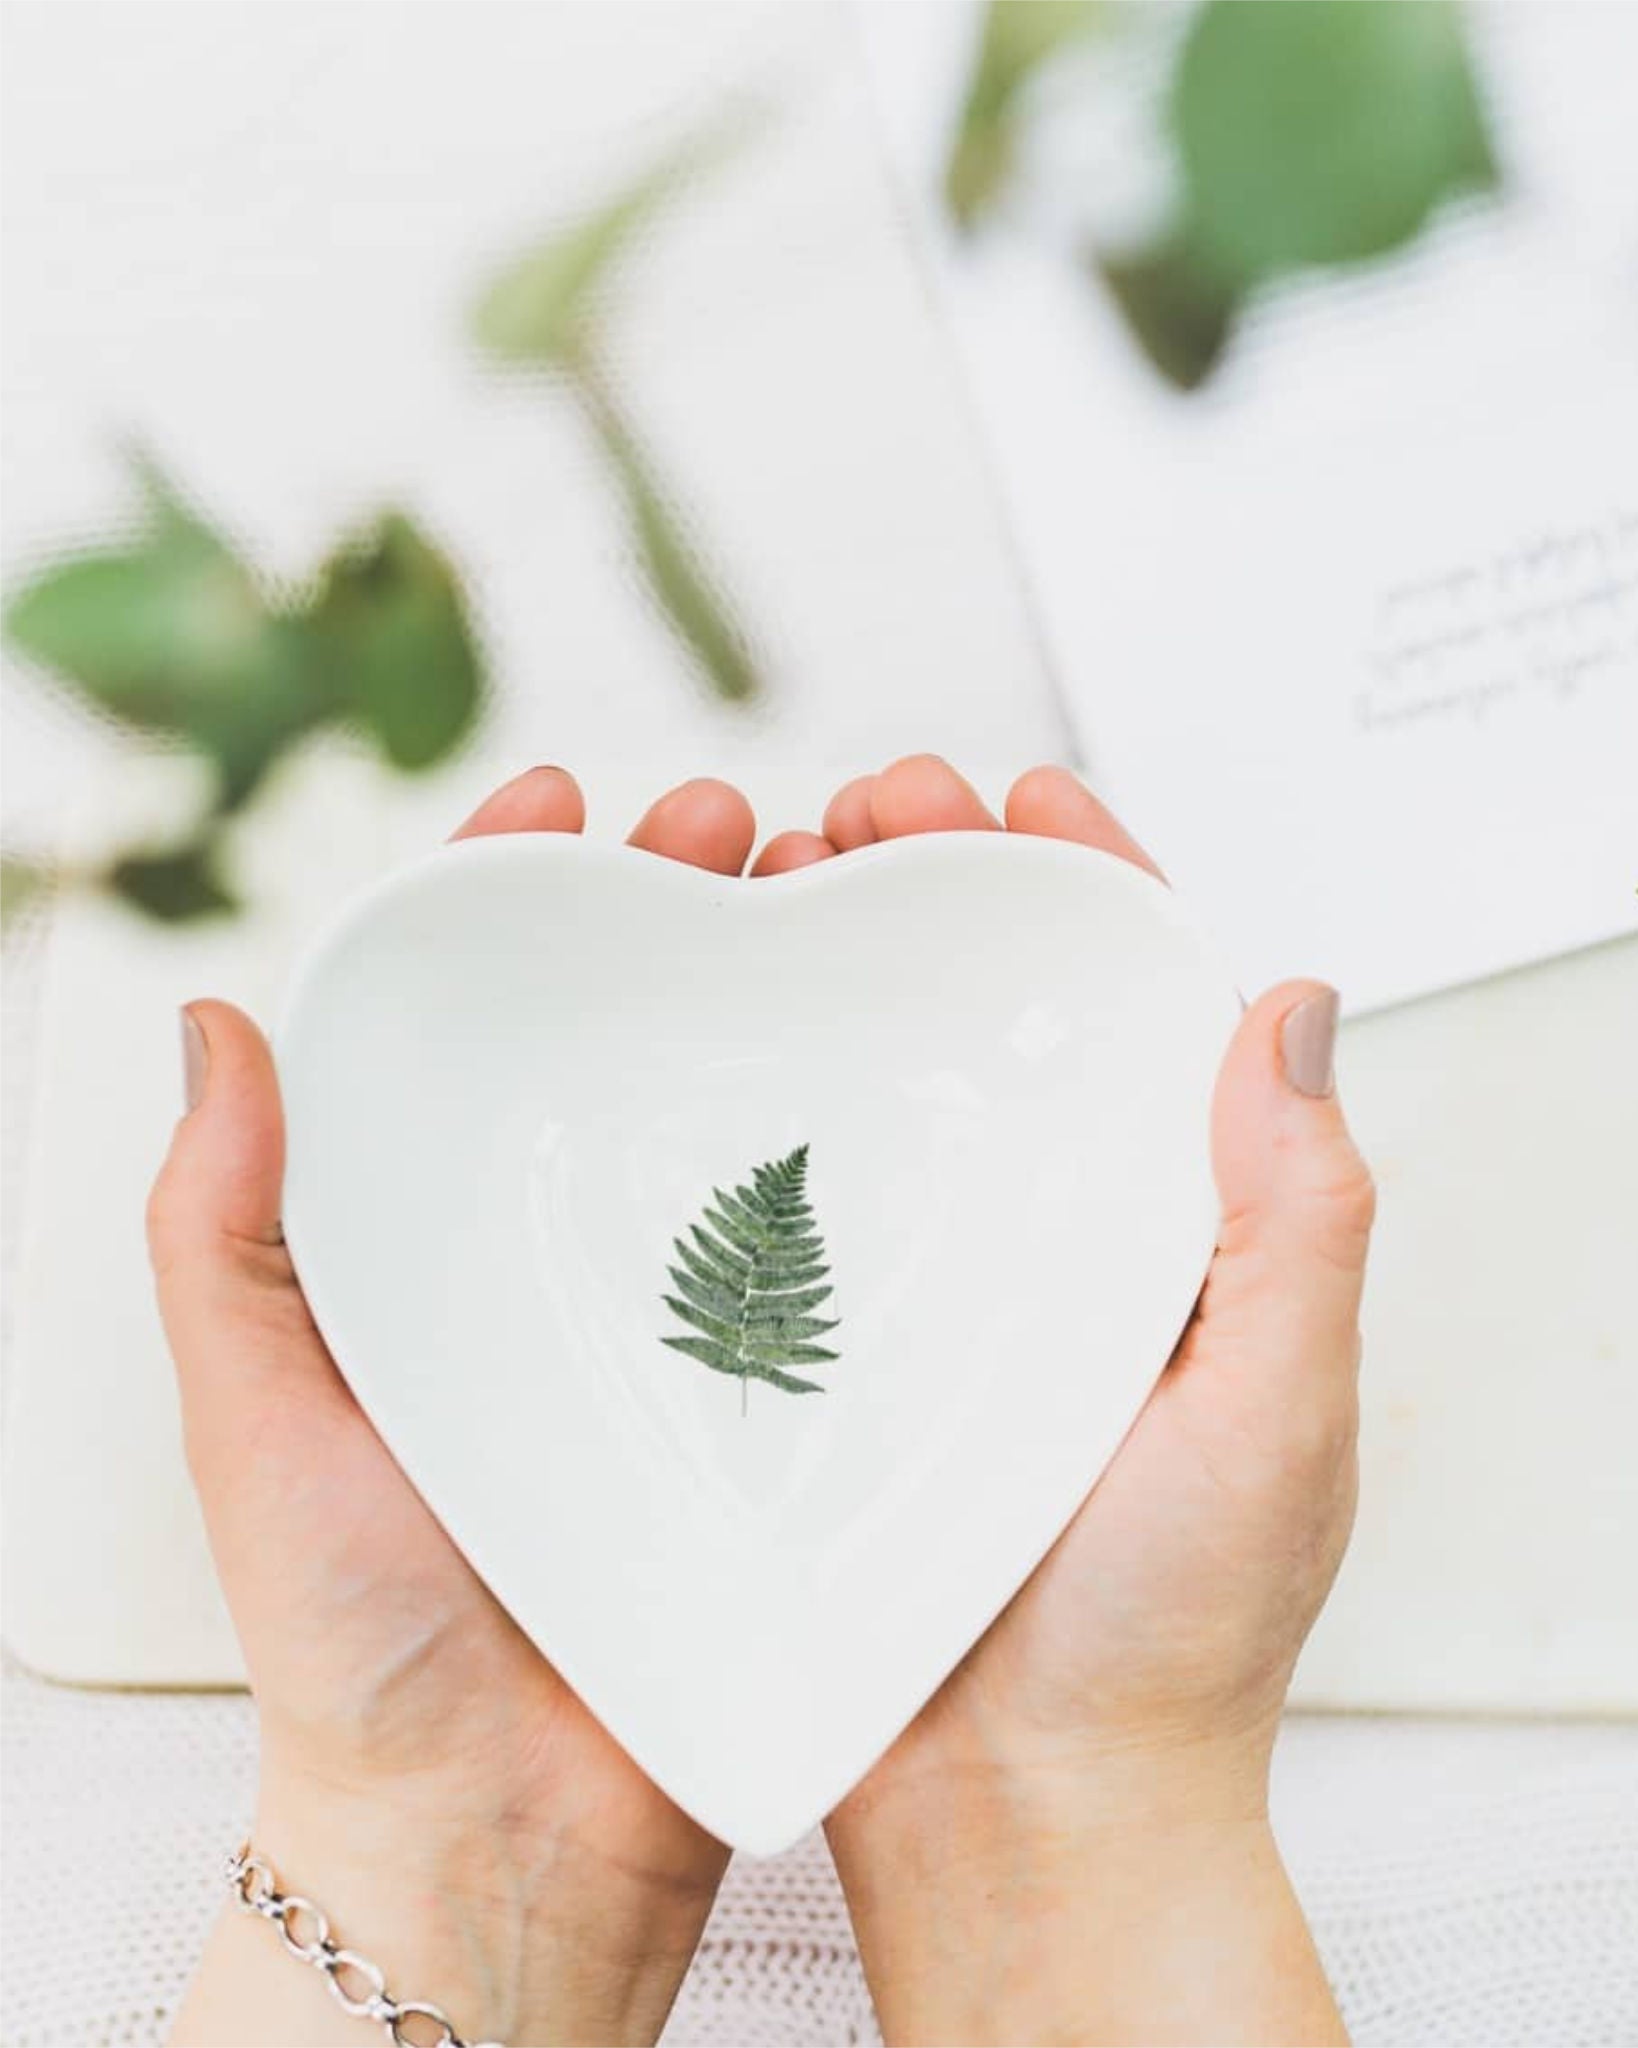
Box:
[274, 1894, 331, 1961]
[323, 1945, 390, 2018]
[224, 1842, 503, 2048]
[229, 1849, 278, 1915]
[390, 2002, 459, 2048]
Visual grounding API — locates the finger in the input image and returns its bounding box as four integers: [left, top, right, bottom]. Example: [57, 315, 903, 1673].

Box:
[751, 831, 837, 878]
[628, 778, 757, 875]
[151, 1002, 284, 1256]
[1207, 981, 1375, 1379]
[1004, 764, 1165, 881]
[450, 764, 585, 840]
[822, 776, 878, 852]
[147, 1002, 335, 1416]
[868, 755, 1000, 839]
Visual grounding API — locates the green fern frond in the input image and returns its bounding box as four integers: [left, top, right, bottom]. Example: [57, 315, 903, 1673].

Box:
[660, 1142, 841, 1415]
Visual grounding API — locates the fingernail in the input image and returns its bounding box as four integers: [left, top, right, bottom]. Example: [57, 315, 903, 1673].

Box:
[181, 1007, 207, 1112]
[1281, 988, 1339, 1098]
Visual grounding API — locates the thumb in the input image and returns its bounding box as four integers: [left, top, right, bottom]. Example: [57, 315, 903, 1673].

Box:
[149, 1000, 285, 1259]
[147, 1001, 327, 1432]
[1208, 982, 1376, 1362]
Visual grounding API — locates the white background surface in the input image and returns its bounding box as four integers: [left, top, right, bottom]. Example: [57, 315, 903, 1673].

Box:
[3, 5, 1635, 2042]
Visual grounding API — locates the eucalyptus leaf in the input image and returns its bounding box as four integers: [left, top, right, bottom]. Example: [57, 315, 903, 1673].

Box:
[3, 471, 335, 807]
[309, 513, 484, 770]
[6, 533, 259, 726]
[105, 839, 237, 922]
[945, 0, 1112, 230]
[1174, 0, 1496, 279]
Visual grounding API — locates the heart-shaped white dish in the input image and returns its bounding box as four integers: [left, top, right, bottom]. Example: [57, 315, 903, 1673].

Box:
[279, 830, 1239, 1853]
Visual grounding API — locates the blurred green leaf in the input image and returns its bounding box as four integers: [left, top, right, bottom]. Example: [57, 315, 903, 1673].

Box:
[105, 839, 237, 921]
[3, 462, 335, 806]
[309, 513, 485, 769]
[5, 454, 492, 935]
[1175, 0, 1496, 278]
[6, 525, 258, 723]
[1092, 0, 1497, 387]
[472, 118, 753, 367]
[1096, 231, 1239, 390]
[1, 855, 53, 930]
[945, 0, 1111, 230]
[589, 382, 759, 703]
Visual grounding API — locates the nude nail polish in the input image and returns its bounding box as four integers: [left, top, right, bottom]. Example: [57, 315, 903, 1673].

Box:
[181, 1008, 207, 1112]
[1281, 988, 1339, 1098]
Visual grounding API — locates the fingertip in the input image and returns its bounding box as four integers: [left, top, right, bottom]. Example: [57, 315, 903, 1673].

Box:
[181, 1004, 208, 1115]
[822, 776, 878, 852]
[1213, 979, 1374, 1258]
[1215, 979, 1338, 1126]
[1004, 764, 1164, 879]
[1279, 986, 1341, 1102]
[176, 997, 272, 1101]
[1003, 763, 1082, 834]
[151, 1000, 286, 1260]
[628, 778, 757, 875]
[750, 831, 836, 878]
[1232, 980, 1338, 1085]
[870, 755, 999, 838]
[451, 765, 586, 840]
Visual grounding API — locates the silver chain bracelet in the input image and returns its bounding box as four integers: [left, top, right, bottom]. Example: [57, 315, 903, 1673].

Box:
[227, 1842, 504, 2048]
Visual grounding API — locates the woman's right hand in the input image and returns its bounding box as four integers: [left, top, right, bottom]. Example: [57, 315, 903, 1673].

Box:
[153, 766, 785, 2048]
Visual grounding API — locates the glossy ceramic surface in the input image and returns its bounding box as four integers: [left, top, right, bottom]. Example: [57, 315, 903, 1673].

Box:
[278, 830, 1241, 1852]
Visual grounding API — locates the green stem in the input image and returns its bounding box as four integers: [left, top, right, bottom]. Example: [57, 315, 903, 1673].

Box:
[737, 1241, 758, 1422]
[569, 345, 761, 703]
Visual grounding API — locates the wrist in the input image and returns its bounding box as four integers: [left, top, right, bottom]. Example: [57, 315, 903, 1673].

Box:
[831, 1716, 1274, 1875]
[828, 1742, 1342, 2047]
[172, 1766, 725, 2047]
[261, 1765, 722, 2044]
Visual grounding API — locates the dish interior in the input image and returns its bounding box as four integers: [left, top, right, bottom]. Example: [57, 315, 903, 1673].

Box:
[280, 833, 1236, 1848]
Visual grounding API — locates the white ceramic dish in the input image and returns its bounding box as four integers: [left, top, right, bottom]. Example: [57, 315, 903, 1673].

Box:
[278, 830, 1241, 1853]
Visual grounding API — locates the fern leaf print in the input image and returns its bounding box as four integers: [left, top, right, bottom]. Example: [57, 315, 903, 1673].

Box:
[661, 1143, 840, 1416]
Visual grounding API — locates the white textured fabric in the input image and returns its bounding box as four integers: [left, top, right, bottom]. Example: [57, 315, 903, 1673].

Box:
[3, 1657, 1636, 2047]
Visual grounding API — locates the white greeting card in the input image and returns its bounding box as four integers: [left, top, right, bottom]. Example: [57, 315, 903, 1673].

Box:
[859, 1, 1638, 1014]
